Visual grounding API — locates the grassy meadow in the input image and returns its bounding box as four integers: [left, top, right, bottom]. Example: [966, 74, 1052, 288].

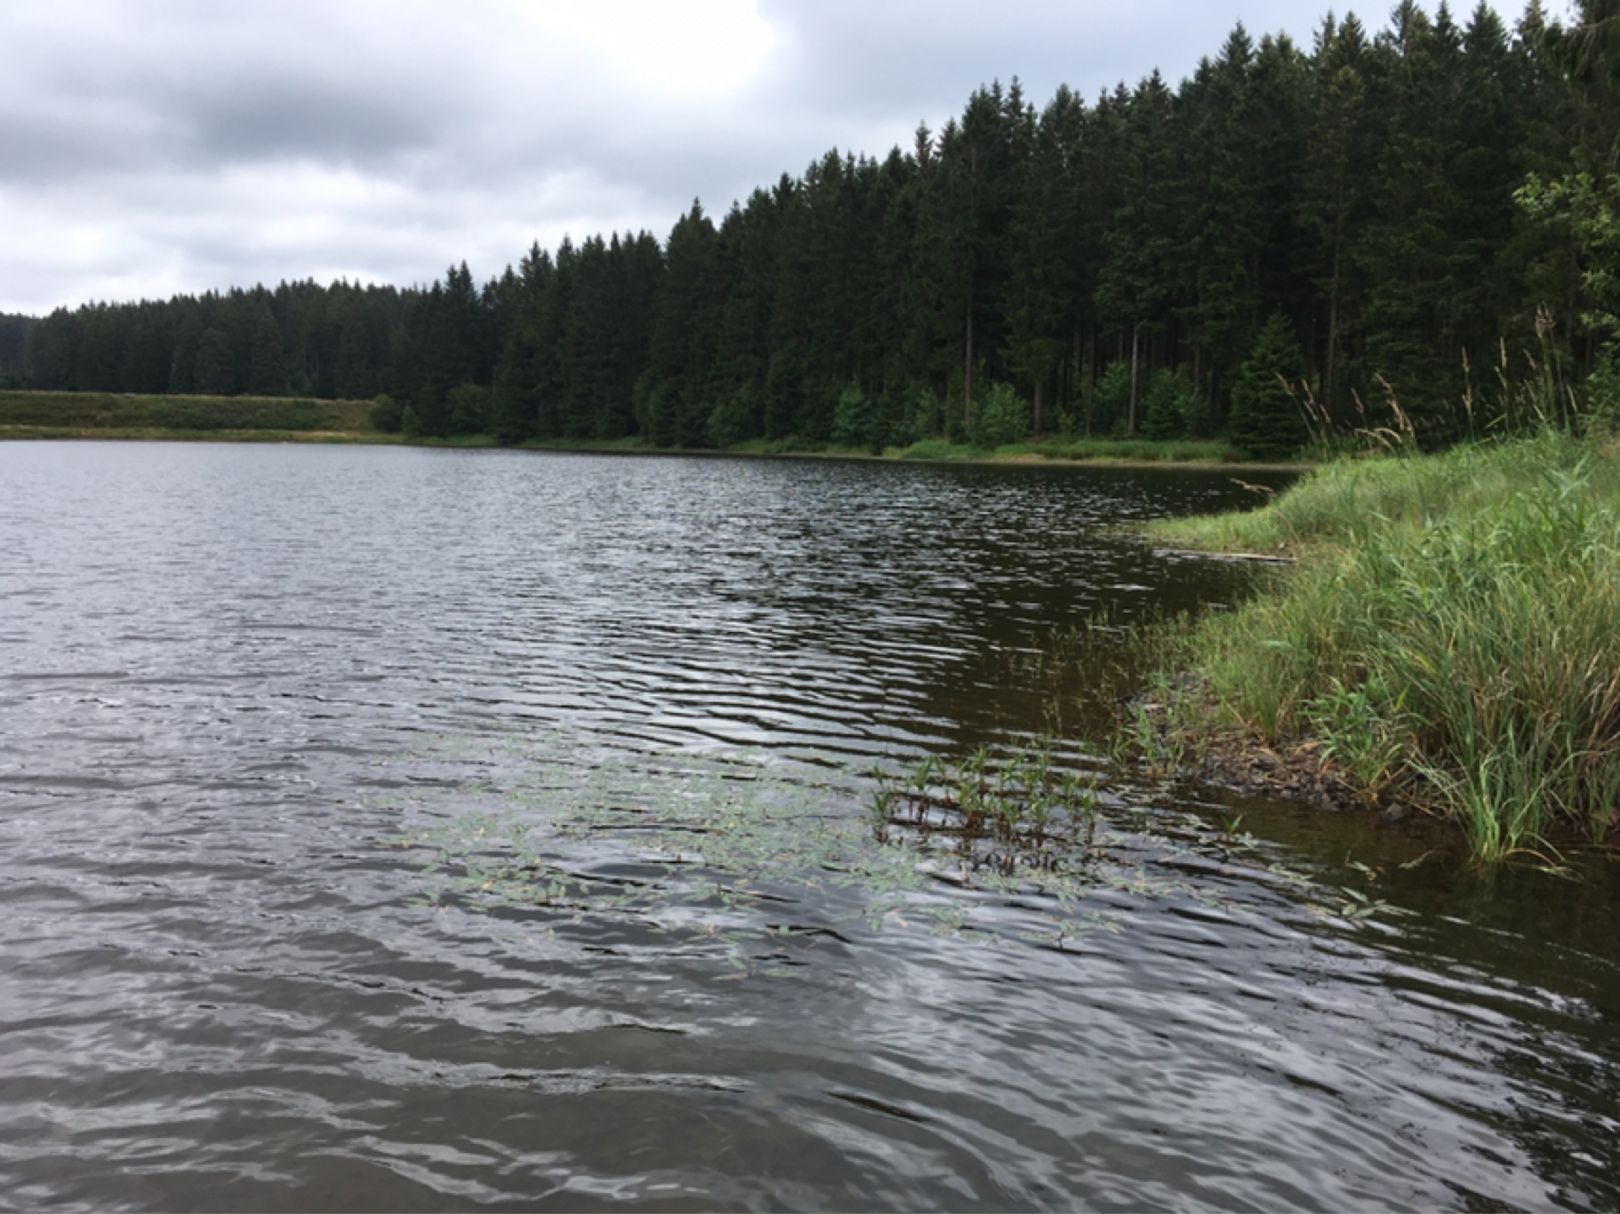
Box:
[0, 390, 376, 438]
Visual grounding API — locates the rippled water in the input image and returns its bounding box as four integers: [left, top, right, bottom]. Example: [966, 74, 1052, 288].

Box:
[2, 441, 1618, 1212]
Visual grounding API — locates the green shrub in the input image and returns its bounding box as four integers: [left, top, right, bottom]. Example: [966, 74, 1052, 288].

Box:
[903, 386, 941, 445]
[368, 393, 402, 433]
[831, 383, 878, 449]
[971, 382, 1031, 447]
[1585, 346, 1620, 436]
[1141, 368, 1197, 441]
[1092, 362, 1131, 435]
[708, 386, 757, 448]
[447, 382, 491, 435]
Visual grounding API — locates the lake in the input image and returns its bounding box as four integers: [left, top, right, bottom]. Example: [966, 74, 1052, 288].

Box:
[1, 441, 1617, 1211]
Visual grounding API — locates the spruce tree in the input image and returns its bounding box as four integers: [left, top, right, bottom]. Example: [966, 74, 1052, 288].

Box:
[246, 302, 286, 396]
[1227, 314, 1308, 457]
[1298, 13, 1375, 421]
[194, 326, 236, 396]
[1097, 71, 1179, 432]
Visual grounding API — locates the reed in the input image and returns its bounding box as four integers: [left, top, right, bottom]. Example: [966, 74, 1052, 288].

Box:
[872, 739, 1103, 873]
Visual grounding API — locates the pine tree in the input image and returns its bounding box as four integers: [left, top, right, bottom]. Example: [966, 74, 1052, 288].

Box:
[1141, 368, 1195, 440]
[645, 200, 719, 446]
[194, 325, 236, 396]
[1358, 3, 1466, 427]
[246, 302, 286, 396]
[1003, 88, 1080, 433]
[1227, 314, 1307, 457]
[1097, 71, 1179, 433]
[1298, 13, 1375, 420]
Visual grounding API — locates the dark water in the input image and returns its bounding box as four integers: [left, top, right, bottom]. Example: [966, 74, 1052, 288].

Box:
[2, 441, 1617, 1212]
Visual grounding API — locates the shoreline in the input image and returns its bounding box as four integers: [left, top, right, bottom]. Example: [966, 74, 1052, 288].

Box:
[0, 425, 1312, 473]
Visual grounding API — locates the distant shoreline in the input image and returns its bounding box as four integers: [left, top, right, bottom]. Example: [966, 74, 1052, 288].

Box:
[0, 386, 1310, 472]
[0, 423, 1312, 473]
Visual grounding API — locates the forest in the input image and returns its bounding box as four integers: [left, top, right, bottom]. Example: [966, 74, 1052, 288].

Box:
[3, 0, 1617, 457]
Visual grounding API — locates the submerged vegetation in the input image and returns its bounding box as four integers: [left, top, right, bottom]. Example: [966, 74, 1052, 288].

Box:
[1139, 429, 1620, 862]
[394, 733, 1389, 961]
[870, 743, 1105, 870]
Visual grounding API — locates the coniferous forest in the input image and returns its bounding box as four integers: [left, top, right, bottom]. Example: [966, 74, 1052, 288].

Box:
[5, 2, 1618, 455]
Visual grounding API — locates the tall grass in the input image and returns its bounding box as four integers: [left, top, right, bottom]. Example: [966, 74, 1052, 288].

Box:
[1147, 430, 1620, 861]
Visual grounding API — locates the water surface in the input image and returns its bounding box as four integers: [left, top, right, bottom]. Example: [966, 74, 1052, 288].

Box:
[1, 441, 1617, 1211]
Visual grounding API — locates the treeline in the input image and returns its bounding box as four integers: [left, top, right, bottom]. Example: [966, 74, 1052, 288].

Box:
[9, 2, 1619, 454]
[0, 315, 30, 388]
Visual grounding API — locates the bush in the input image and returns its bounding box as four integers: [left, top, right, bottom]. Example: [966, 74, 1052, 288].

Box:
[447, 382, 491, 435]
[368, 393, 402, 433]
[904, 385, 941, 445]
[970, 382, 1031, 448]
[831, 384, 878, 449]
[707, 387, 757, 448]
[0, 390, 372, 433]
[1092, 362, 1132, 435]
[1584, 346, 1620, 437]
[1141, 368, 1197, 441]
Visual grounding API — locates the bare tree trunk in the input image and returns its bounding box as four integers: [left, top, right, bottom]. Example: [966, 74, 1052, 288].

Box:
[963, 302, 974, 434]
[1325, 260, 1341, 421]
[1032, 378, 1043, 438]
[1128, 323, 1141, 435]
[1324, 204, 1343, 421]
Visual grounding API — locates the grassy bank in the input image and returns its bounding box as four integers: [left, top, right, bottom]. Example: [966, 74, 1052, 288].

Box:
[0, 389, 373, 434]
[1140, 430, 1620, 862]
[0, 425, 399, 443]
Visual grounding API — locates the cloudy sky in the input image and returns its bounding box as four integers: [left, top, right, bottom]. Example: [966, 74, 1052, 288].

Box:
[2, 0, 1352, 315]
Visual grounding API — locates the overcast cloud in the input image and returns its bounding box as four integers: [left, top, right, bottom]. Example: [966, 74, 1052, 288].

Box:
[2, 0, 1351, 315]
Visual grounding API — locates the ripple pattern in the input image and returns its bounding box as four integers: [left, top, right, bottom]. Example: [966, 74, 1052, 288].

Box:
[1, 441, 1618, 1211]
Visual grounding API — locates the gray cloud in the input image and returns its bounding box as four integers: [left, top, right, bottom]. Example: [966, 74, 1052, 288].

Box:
[0, 0, 1383, 314]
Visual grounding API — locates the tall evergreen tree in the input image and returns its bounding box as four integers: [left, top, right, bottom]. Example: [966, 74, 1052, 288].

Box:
[1228, 313, 1308, 456]
[1098, 71, 1179, 432]
[246, 301, 286, 396]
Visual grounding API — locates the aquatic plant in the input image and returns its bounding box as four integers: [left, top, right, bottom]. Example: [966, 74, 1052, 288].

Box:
[870, 738, 1104, 873]
[384, 730, 1396, 968]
